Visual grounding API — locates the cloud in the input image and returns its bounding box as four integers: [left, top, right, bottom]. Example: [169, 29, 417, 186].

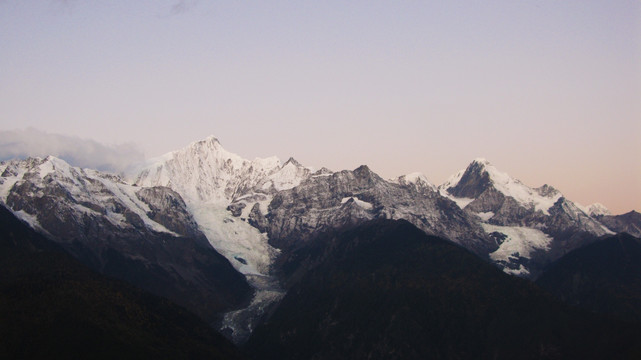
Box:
[170, 0, 198, 15]
[0, 128, 145, 173]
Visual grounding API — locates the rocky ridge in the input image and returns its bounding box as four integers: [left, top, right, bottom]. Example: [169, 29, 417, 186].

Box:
[1, 135, 636, 343]
[0, 155, 252, 323]
[438, 158, 614, 276]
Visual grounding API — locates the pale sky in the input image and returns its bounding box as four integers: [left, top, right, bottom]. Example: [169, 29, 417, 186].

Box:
[1, 1, 639, 213]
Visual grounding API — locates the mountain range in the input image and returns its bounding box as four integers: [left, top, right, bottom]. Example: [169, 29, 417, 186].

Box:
[1, 135, 640, 357]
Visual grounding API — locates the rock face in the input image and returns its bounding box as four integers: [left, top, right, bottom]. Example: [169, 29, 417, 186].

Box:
[132, 136, 313, 277]
[439, 159, 613, 277]
[0, 205, 246, 360]
[130, 137, 314, 342]
[0, 156, 252, 323]
[130, 139, 634, 282]
[247, 219, 641, 360]
[537, 233, 641, 323]
[133, 136, 312, 205]
[3, 135, 638, 345]
[594, 211, 641, 238]
[265, 165, 493, 256]
[135, 186, 205, 239]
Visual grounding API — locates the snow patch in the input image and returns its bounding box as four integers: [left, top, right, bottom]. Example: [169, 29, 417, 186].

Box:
[482, 163, 562, 215]
[439, 190, 474, 209]
[341, 196, 374, 210]
[476, 211, 494, 221]
[12, 210, 42, 230]
[83, 171, 178, 235]
[188, 202, 278, 276]
[504, 264, 530, 276]
[578, 202, 612, 217]
[439, 169, 465, 190]
[484, 223, 552, 263]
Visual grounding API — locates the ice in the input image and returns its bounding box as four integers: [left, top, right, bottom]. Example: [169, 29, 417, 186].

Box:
[439, 160, 562, 214]
[476, 211, 495, 221]
[188, 202, 279, 276]
[439, 190, 475, 209]
[220, 274, 285, 343]
[483, 223, 552, 263]
[341, 196, 374, 210]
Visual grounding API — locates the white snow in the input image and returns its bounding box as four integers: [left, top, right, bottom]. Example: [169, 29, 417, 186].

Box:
[439, 189, 475, 209]
[483, 223, 553, 275]
[261, 159, 311, 192]
[577, 202, 612, 217]
[341, 196, 374, 210]
[130, 136, 311, 278]
[437, 169, 475, 209]
[439, 160, 562, 214]
[439, 169, 465, 190]
[12, 209, 43, 231]
[83, 170, 178, 235]
[485, 164, 561, 215]
[188, 202, 279, 276]
[504, 264, 530, 276]
[476, 211, 495, 221]
[0, 165, 26, 202]
[393, 172, 437, 192]
[239, 196, 273, 219]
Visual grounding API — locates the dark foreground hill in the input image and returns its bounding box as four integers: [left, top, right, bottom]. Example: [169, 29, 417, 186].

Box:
[0, 205, 244, 360]
[247, 219, 641, 360]
[536, 232, 641, 324]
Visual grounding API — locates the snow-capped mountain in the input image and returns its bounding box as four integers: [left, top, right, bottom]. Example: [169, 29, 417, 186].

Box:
[131, 136, 313, 342]
[438, 158, 613, 276]
[2, 134, 637, 343]
[0, 155, 252, 322]
[263, 165, 493, 256]
[580, 202, 612, 217]
[392, 172, 437, 192]
[592, 210, 641, 238]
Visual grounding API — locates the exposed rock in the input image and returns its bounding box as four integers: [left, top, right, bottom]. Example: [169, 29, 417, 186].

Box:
[595, 211, 641, 238]
[248, 202, 269, 233]
[0, 157, 252, 322]
[265, 165, 493, 256]
[227, 202, 247, 217]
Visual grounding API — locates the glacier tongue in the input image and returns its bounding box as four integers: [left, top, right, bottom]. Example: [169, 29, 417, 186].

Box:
[129, 136, 316, 341]
[188, 202, 278, 276]
[131, 136, 311, 277]
[483, 223, 553, 276]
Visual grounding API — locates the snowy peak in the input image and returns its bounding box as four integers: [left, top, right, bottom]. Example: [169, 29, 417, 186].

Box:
[444, 159, 493, 199]
[0, 156, 182, 236]
[472, 157, 491, 166]
[586, 203, 612, 217]
[394, 172, 437, 192]
[440, 159, 562, 215]
[352, 165, 386, 184]
[133, 135, 287, 203]
[257, 156, 312, 192]
[535, 184, 560, 198]
[282, 157, 302, 168]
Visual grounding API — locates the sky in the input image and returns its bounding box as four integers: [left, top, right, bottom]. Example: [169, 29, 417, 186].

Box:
[0, 0, 639, 213]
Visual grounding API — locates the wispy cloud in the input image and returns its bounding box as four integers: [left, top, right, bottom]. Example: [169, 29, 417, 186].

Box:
[171, 0, 195, 15]
[170, 0, 198, 15]
[0, 128, 145, 173]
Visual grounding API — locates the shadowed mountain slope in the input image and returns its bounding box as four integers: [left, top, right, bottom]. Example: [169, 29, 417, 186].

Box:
[247, 219, 641, 360]
[0, 205, 244, 360]
[536, 232, 641, 323]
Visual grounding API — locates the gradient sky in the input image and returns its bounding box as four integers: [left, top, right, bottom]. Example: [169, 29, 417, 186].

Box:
[1, 1, 639, 213]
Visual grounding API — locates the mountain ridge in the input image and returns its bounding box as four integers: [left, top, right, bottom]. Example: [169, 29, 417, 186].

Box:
[1, 134, 638, 342]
